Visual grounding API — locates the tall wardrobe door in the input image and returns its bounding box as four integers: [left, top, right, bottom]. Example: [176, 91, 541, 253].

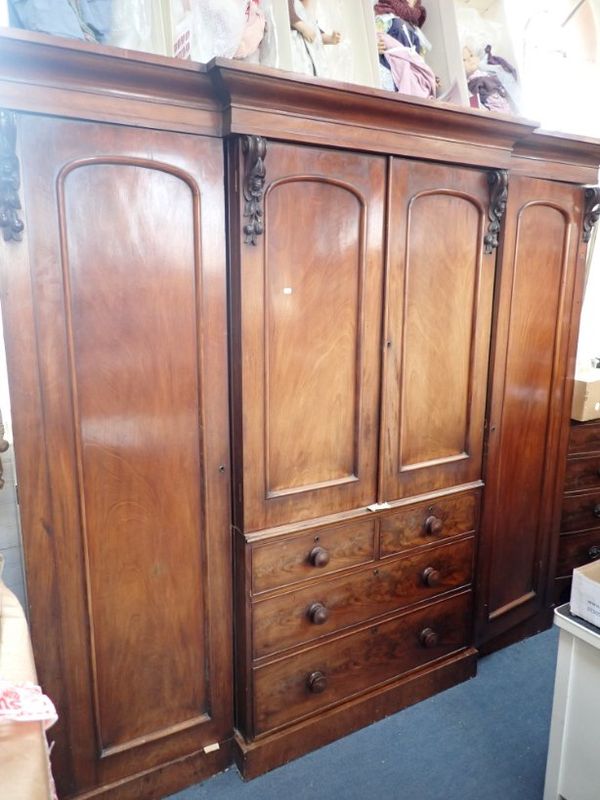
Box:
[380, 160, 496, 502]
[231, 141, 386, 532]
[0, 115, 232, 798]
[477, 175, 584, 645]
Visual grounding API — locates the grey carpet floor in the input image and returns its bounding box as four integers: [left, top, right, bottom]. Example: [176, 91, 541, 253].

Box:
[169, 627, 559, 800]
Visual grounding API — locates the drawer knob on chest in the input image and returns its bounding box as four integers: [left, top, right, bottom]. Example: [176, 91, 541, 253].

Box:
[306, 671, 328, 694]
[307, 602, 329, 625]
[589, 545, 600, 561]
[309, 546, 330, 568]
[593, 504, 600, 519]
[421, 566, 442, 588]
[419, 627, 440, 649]
[424, 515, 443, 536]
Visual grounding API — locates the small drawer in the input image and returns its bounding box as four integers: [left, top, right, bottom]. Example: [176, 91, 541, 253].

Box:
[380, 491, 478, 558]
[557, 529, 600, 577]
[251, 520, 375, 594]
[253, 590, 471, 734]
[253, 537, 474, 658]
[561, 491, 600, 533]
[569, 421, 600, 456]
[564, 456, 600, 494]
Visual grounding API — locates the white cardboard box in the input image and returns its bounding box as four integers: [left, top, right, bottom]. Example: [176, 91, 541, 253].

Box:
[571, 559, 600, 628]
[571, 369, 600, 422]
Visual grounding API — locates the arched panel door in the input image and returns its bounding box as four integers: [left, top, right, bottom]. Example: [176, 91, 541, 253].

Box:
[0, 115, 232, 798]
[380, 161, 497, 502]
[231, 141, 386, 532]
[476, 175, 585, 645]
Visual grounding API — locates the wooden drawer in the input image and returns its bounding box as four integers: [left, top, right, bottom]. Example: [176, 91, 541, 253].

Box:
[557, 529, 600, 577]
[564, 456, 600, 493]
[569, 421, 600, 456]
[380, 491, 478, 557]
[252, 590, 471, 734]
[253, 537, 474, 658]
[561, 491, 600, 533]
[251, 520, 375, 594]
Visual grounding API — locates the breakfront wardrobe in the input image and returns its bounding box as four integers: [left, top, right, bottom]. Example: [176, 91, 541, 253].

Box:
[0, 28, 599, 800]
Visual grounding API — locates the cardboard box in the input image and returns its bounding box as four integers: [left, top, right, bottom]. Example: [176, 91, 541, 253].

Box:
[571, 369, 600, 422]
[571, 559, 600, 628]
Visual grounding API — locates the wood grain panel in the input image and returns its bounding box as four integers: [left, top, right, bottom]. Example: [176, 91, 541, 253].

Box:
[568, 420, 600, 455]
[478, 175, 584, 644]
[3, 115, 232, 797]
[557, 529, 600, 577]
[253, 590, 471, 734]
[59, 161, 208, 752]
[561, 491, 600, 533]
[381, 161, 495, 501]
[251, 519, 375, 594]
[564, 455, 600, 493]
[265, 178, 362, 495]
[380, 491, 479, 557]
[252, 537, 474, 658]
[231, 141, 385, 531]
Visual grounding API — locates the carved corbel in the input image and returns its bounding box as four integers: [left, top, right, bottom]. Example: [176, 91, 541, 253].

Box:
[583, 186, 600, 244]
[484, 170, 508, 255]
[0, 110, 25, 243]
[241, 135, 266, 246]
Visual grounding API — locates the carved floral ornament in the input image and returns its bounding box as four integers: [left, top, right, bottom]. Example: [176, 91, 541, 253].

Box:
[242, 135, 266, 246]
[583, 186, 600, 244]
[484, 169, 508, 255]
[0, 110, 25, 243]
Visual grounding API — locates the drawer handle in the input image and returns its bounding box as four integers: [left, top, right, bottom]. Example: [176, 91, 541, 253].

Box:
[589, 545, 600, 562]
[593, 504, 600, 519]
[425, 515, 443, 536]
[309, 546, 330, 568]
[307, 602, 329, 625]
[419, 627, 440, 649]
[306, 671, 328, 694]
[421, 566, 442, 588]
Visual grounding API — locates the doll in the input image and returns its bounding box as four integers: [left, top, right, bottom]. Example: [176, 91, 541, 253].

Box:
[373, 0, 435, 98]
[463, 45, 514, 114]
[288, 0, 341, 78]
[234, 0, 267, 61]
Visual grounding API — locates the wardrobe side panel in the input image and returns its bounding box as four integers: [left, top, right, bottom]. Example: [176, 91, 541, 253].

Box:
[0, 114, 233, 797]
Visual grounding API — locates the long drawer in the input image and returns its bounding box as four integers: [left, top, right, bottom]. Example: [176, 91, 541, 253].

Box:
[568, 421, 600, 456]
[380, 491, 478, 557]
[560, 491, 600, 533]
[564, 455, 600, 494]
[251, 520, 376, 594]
[252, 537, 474, 658]
[252, 590, 471, 734]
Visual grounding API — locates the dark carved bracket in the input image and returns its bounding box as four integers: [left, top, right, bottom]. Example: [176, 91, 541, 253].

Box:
[484, 170, 508, 255]
[241, 135, 266, 246]
[0, 110, 24, 243]
[583, 186, 600, 244]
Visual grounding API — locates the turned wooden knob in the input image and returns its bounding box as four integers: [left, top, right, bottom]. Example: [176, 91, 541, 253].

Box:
[589, 545, 600, 561]
[425, 515, 443, 536]
[593, 504, 600, 519]
[419, 627, 439, 649]
[309, 546, 330, 567]
[307, 602, 329, 625]
[421, 566, 441, 588]
[307, 671, 327, 693]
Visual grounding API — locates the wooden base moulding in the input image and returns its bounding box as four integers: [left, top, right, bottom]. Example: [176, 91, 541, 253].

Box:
[233, 649, 477, 780]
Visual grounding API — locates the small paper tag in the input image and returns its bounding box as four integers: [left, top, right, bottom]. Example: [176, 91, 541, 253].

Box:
[203, 742, 220, 754]
[366, 502, 391, 512]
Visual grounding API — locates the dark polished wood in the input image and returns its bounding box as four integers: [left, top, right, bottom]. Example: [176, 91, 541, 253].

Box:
[252, 591, 472, 735]
[560, 491, 600, 533]
[381, 162, 496, 502]
[0, 114, 232, 798]
[564, 455, 600, 493]
[252, 537, 474, 658]
[477, 176, 585, 645]
[569, 419, 600, 455]
[230, 140, 386, 531]
[1, 29, 599, 794]
[557, 528, 600, 577]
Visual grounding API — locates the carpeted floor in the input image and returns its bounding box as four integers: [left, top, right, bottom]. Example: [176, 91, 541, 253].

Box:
[169, 628, 559, 800]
